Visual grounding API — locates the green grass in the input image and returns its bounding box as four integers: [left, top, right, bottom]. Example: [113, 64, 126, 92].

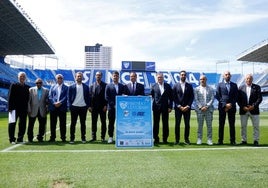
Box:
[1, 111, 268, 187]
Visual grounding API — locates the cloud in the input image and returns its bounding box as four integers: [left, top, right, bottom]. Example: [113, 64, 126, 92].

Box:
[15, 0, 268, 72]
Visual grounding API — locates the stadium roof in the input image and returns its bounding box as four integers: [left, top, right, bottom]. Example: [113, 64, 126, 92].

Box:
[0, 0, 55, 57]
[237, 39, 268, 63]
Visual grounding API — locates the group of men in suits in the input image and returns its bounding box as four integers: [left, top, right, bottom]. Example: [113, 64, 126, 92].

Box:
[8, 70, 263, 146]
[151, 70, 263, 146]
[104, 71, 145, 143]
[216, 71, 262, 146]
[8, 72, 50, 144]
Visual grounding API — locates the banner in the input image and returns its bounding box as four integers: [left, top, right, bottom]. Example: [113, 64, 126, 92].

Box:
[116, 96, 153, 148]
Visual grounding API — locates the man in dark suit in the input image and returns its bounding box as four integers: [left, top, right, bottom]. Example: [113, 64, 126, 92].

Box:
[27, 78, 49, 142]
[237, 74, 262, 146]
[216, 71, 238, 145]
[88, 71, 107, 142]
[173, 70, 194, 145]
[48, 74, 68, 142]
[125, 71, 145, 96]
[8, 72, 30, 144]
[151, 72, 173, 144]
[105, 71, 127, 143]
[68, 72, 90, 144]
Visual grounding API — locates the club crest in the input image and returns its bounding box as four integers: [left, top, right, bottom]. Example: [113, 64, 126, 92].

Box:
[119, 101, 128, 109]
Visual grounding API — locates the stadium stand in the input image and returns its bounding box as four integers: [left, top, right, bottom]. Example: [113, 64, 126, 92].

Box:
[33, 69, 55, 85]
[1, 0, 268, 112]
[54, 69, 75, 85]
[18, 68, 39, 83]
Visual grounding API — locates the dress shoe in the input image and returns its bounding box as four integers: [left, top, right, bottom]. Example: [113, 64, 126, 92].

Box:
[101, 138, 106, 143]
[253, 141, 259, 146]
[240, 141, 247, 145]
[17, 139, 24, 143]
[163, 140, 168, 144]
[48, 139, 55, 142]
[184, 140, 191, 145]
[217, 141, 223, 145]
[174, 141, 180, 145]
[230, 141, 236, 145]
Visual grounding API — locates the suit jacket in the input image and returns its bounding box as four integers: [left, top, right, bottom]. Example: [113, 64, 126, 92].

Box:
[105, 83, 126, 110]
[126, 82, 145, 96]
[68, 83, 90, 108]
[8, 82, 30, 113]
[173, 82, 194, 109]
[89, 81, 107, 109]
[237, 83, 262, 115]
[48, 83, 68, 112]
[28, 86, 49, 117]
[216, 81, 238, 110]
[194, 85, 214, 112]
[151, 82, 173, 111]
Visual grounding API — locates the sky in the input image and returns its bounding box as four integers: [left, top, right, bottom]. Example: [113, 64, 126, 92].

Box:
[12, 0, 268, 73]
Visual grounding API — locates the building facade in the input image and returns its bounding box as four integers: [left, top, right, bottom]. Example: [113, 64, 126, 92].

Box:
[85, 43, 112, 69]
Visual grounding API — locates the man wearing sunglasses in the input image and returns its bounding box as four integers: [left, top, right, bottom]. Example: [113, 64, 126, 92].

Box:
[27, 78, 49, 142]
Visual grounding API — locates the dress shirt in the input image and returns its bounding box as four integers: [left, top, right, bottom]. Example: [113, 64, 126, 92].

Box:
[158, 83, 164, 95]
[246, 85, 251, 104]
[57, 84, 62, 102]
[114, 83, 118, 94]
[180, 81, 185, 93]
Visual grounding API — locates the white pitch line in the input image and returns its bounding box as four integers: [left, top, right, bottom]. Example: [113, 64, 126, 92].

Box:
[2, 146, 268, 153]
[1, 142, 25, 152]
[2, 124, 58, 152]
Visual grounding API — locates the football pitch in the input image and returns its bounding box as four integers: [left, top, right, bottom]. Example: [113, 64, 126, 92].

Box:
[1, 111, 268, 188]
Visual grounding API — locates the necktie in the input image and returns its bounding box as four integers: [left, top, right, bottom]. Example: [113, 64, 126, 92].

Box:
[132, 83, 135, 95]
[226, 83, 230, 93]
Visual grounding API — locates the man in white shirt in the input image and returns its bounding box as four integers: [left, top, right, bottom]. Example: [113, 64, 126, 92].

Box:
[48, 74, 68, 142]
[68, 72, 90, 144]
[237, 74, 262, 146]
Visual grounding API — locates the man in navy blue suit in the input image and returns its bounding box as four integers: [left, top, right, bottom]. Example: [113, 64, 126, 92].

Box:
[151, 72, 173, 144]
[68, 72, 90, 144]
[237, 74, 262, 146]
[105, 71, 127, 143]
[48, 74, 68, 142]
[125, 71, 145, 96]
[88, 71, 107, 142]
[173, 70, 194, 145]
[216, 71, 238, 145]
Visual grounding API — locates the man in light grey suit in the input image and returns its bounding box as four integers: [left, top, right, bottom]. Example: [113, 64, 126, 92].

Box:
[194, 75, 214, 145]
[27, 78, 49, 142]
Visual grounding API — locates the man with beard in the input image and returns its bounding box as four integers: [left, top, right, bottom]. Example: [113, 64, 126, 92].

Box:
[173, 70, 194, 145]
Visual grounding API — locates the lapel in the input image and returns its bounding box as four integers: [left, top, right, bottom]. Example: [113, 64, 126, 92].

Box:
[250, 84, 255, 96]
[156, 83, 162, 95]
[94, 82, 100, 95]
